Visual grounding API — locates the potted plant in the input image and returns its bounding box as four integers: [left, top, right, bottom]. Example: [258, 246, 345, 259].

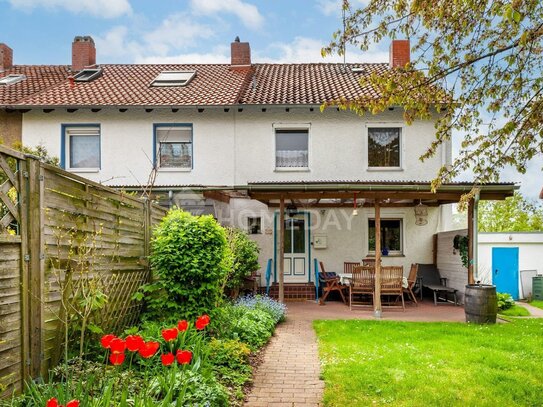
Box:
[457, 235, 497, 324]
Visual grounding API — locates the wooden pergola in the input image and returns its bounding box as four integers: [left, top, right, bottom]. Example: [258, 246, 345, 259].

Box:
[211, 181, 516, 318]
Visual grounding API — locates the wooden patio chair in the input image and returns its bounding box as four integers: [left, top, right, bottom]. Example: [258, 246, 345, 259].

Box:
[380, 266, 405, 311]
[318, 261, 348, 305]
[344, 261, 360, 276]
[349, 265, 374, 310]
[403, 263, 418, 305]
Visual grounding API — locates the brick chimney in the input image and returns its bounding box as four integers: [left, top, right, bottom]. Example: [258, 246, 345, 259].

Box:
[72, 36, 96, 71]
[231, 36, 251, 69]
[0, 43, 13, 71]
[389, 39, 410, 69]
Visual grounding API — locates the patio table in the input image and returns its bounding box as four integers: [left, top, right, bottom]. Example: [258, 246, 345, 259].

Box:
[339, 273, 408, 288]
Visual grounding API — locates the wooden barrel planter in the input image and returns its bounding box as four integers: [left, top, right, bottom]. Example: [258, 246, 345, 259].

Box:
[464, 284, 497, 324]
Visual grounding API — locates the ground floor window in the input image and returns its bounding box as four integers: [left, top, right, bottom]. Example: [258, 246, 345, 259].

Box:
[247, 217, 261, 234]
[368, 218, 403, 255]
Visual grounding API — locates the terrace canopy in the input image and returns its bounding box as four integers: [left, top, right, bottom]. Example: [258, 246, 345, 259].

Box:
[209, 181, 517, 317]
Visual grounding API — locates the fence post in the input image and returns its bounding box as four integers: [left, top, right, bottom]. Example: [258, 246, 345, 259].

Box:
[17, 156, 30, 385]
[26, 156, 44, 380]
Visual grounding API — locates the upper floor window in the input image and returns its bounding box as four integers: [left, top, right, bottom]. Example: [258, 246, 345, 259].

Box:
[64, 125, 100, 171]
[155, 125, 193, 169]
[275, 129, 309, 169]
[368, 218, 403, 255]
[368, 127, 401, 168]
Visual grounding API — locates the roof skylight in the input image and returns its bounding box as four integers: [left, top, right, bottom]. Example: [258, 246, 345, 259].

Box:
[74, 68, 102, 82]
[151, 71, 196, 87]
[0, 74, 26, 85]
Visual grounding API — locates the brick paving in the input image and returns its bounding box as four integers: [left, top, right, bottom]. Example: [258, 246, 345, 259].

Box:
[244, 299, 468, 406]
[244, 313, 324, 406]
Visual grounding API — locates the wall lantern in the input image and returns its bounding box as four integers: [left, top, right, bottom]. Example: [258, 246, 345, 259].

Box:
[414, 200, 428, 226]
[286, 203, 298, 217]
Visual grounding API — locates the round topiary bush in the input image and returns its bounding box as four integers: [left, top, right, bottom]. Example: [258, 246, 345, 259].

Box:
[141, 209, 230, 320]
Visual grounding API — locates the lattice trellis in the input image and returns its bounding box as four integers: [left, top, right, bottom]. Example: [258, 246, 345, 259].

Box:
[0, 151, 20, 235]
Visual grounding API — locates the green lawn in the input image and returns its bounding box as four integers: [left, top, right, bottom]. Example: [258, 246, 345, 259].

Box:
[499, 304, 530, 316]
[314, 319, 543, 407]
[529, 300, 543, 310]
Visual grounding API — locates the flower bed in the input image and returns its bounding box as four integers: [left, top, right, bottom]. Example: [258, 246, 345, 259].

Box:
[3, 295, 285, 406]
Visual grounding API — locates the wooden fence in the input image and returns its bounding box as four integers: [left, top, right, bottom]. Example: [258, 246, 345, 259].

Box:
[0, 145, 166, 397]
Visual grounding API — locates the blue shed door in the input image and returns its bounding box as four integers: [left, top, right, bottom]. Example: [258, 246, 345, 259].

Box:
[492, 247, 519, 300]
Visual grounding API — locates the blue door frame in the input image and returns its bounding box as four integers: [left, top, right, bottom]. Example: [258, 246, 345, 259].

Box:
[492, 247, 519, 300]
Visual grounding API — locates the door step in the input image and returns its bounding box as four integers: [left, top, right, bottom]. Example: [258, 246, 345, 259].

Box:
[260, 283, 316, 301]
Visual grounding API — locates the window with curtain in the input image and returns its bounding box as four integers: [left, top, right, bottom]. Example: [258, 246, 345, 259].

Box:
[368, 127, 401, 167]
[275, 129, 309, 168]
[66, 126, 100, 169]
[368, 219, 403, 254]
[156, 125, 192, 168]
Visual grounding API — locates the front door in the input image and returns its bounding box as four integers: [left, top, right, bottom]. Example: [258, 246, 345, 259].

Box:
[283, 213, 308, 282]
[492, 247, 519, 300]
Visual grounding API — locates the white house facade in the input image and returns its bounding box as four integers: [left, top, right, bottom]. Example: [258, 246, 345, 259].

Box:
[1, 36, 516, 298]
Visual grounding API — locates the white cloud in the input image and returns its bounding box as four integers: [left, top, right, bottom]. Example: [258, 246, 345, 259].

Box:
[189, 0, 263, 30]
[95, 16, 216, 62]
[7, 0, 131, 18]
[136, 47, 230, 64]
[143, 13, 214, 56]
[258, 36, 388, 63]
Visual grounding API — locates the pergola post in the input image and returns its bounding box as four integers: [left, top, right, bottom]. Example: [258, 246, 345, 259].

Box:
[374, 201, 382, 319]
[468, 199, 475, 284]
[279, 195, 285, 303]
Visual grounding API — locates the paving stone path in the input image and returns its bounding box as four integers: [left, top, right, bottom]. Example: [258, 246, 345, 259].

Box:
[244, 313, 324, 407]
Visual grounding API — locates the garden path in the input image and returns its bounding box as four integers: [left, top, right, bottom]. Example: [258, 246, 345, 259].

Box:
[518, 302, 543, 317]
[244, 308, 324, 407]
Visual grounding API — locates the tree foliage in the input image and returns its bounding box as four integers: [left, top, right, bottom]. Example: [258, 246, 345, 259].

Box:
[478, 192, 543, 231]
[222, 227, 260, 296]
[323, 0, 543, 193]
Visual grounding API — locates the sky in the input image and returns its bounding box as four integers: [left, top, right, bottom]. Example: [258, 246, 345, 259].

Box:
[1, 0, 541, 200]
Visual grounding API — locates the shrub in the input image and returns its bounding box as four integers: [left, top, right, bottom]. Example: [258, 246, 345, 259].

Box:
[222, 227, 260, 296]
[212, 305, 276, 350]
[235, 294, 287, 324]
[139, 209, 230, 320]
[497, 292, 515, 310]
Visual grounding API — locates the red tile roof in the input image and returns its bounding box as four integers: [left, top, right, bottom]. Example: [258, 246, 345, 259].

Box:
[0, 65, 71, 105]
[2, 63, 388, 108]
[241, 63, 388, 105]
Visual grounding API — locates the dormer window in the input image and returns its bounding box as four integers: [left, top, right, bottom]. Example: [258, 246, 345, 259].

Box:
[74, 68, 102, 82]
[0, 74, 26, 85]
[151, 71, 196, 87]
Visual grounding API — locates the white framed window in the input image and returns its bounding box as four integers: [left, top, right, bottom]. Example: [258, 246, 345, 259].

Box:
[368, 218, 403, 255]
[155, 125, 193, 169]
[368, 127, 402, 168]
[275, 128, 309, 169]
[64, 125, 100, 171]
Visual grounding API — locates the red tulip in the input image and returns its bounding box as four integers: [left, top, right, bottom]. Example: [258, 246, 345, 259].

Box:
[100, 334, 116, 349]
[138, 341, 160, 358]
[125, 335, 144, 352]
[161, 352, 175, 366]
[109, 352, 125, 365]
[195, 314, 210, 330]
[161, 327, 179, 342]
[110, 337, 126, 354]
[46, 398, 59, 407]
[66, 400, 80, 407]
[176, 349, 192, 365]
[177, 320, 188, 332]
